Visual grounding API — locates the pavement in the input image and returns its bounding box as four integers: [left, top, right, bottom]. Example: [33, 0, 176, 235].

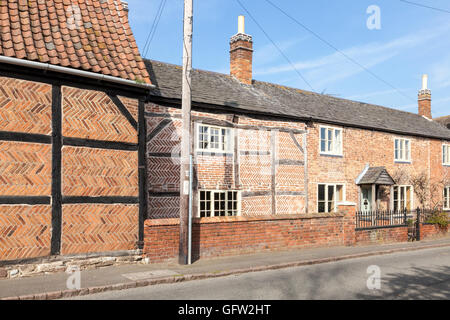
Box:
[1, 237, 450, 300]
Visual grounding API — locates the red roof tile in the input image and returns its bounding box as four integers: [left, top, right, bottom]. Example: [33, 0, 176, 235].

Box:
[0, 0, 150, 84]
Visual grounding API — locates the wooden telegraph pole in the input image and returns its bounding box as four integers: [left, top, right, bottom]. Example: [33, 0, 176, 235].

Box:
[179, 0, 193, 265]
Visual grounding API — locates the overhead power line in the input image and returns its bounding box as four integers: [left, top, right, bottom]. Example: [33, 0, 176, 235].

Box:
[235, 0, 316, 92]
[399, 0, 450, 14]
[263, 0, 415, 102]
[142, 0, 167, 58]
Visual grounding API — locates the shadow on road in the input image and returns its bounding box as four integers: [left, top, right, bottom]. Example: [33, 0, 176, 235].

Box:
[358, 265, 450, 300]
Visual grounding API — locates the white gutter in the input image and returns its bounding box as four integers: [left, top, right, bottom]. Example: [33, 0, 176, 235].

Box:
[0, 55, 154, 90]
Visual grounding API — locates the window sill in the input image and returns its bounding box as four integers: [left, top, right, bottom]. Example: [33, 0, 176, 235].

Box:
[394, 160, 412, 164]
[196, 151, 233, 157]
[319, 153, 343, 158]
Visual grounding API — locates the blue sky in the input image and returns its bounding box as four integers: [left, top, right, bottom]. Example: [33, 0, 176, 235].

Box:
[127, 0, 450, 118]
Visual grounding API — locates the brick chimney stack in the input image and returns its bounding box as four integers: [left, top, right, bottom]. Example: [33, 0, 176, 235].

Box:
[418, 74, 432, 119]
[230, 16, 253, 85]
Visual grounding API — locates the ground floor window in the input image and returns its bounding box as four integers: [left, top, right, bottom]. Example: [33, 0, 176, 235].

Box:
[318, 184, 344, 213]
[444, 186, 450, 210]
[393, 185, 413, 212]
[199, 190, 239, 217]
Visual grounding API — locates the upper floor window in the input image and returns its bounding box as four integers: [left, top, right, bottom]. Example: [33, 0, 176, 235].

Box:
[394, 138, 411, 162]
[318, 183, 344, 213]
[444, 186, 450, 210]
[320, 126, 342, 156]
[443, 144, 450, 166]
[197, 124, 232, 153]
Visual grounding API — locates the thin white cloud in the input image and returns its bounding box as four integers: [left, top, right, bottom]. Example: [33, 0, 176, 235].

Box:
[345, 89, 406, 101]
[254, 21, 450, 89]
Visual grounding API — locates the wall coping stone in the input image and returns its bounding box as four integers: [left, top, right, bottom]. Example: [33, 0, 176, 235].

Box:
[144, 213, 346, 226]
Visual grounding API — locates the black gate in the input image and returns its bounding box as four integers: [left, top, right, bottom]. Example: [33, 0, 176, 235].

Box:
[408, 208, 434, 241]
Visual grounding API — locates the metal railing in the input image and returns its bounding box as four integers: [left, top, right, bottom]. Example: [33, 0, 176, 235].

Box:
[355, 209, 410, 230]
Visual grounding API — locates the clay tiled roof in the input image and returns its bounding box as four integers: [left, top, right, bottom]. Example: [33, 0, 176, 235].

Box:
[0, 0, 150, 84]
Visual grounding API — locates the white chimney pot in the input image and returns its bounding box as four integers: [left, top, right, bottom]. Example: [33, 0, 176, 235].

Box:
[238, 15, 245, 34]
[422, 74, 428, 90]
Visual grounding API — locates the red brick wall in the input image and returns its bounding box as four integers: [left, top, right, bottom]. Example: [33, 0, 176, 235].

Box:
[60, 86, 139, 255]
[0, 77, 53, 261]
[144, 213, 350, 263]
[61, 204, 138, 255]
[0, 205, 52, 261]
[421, 223, 449, 240]
[0, 76, 141, 261]
[355, 228, 408, 245]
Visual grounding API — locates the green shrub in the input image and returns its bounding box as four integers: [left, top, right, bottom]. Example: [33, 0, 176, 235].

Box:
[425, 212, 449, 228]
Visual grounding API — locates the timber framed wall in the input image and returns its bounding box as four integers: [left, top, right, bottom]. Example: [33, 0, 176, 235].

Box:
[0, 65, 148, 262]
[145, 101, 308, 220]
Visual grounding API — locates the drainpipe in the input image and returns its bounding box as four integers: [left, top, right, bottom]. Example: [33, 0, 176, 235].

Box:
[0, 55, 154, 90]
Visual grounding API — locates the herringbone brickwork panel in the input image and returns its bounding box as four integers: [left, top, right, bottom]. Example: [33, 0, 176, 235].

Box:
[241, 196, 272, 216]
[239, 154, 271, 190]
[148, 196, 180, 219]
[147, 119, 182, 154]
[118, 96, 138, 122]
[276, 165, 305, 191]
[0, 205, 51, 261]
[0, 77, 52, 135]
[276, 195, 305, 214]
[61, 204, 138, 255]
[278, 132, 304, 159]
[0, 142, 51, 196]
[147, 157, 180, 192]
[62, 146, 138, 197]
[62, 87, 137, 143]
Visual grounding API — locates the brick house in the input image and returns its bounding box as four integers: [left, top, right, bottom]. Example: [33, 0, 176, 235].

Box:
[143, 17, 450, 262]
[0, 0, 152, 263]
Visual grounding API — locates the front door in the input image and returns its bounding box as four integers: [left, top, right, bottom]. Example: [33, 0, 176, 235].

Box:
[361, 186, 372, 212]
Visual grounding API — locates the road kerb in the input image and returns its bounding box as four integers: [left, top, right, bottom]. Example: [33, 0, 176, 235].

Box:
[1, 241, 449, 300]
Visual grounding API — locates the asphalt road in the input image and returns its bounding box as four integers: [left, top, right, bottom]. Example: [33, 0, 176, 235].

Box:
[68, 246, 450, 300]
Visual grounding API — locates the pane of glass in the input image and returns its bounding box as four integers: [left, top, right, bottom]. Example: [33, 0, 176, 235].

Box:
[336, 185, 343, 201]
[406, 186, 411, 210]
[399, 140, 404, 160]
[318, 185, 325, 201]
[318, 202, 325, 213]
[328, 185, 335, 201]
[327, 201, 334, 212]
[335, 130, 341, 153]
[405, 140, 410, 160]
[321, 140, 326, 152]
[320, 128, 326, 141]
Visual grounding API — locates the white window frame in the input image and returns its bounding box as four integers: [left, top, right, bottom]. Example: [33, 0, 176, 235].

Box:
[443, 144, 450, 166]
[317, 183, 346, 213]
[392, 185, 414, 212]
[394, 138, 411, 162]
[198, 190, 241, 217]
[196, 123, 232, 153]
[319, 126, 343, 156]
[444, 186, 450, 210]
